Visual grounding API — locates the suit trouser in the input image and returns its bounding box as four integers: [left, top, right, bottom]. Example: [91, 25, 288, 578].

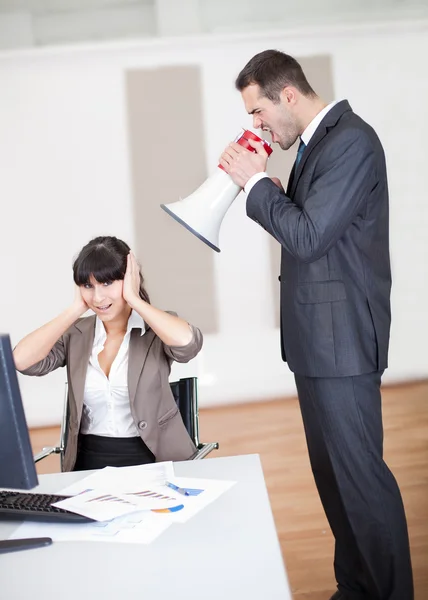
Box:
[294, 371, 413, 600]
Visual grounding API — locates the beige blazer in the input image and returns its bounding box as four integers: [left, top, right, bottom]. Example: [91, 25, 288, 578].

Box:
[20, 313, 203, 471]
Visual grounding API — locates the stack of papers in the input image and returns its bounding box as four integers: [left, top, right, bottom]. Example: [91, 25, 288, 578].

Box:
[9, 462, 235, 545]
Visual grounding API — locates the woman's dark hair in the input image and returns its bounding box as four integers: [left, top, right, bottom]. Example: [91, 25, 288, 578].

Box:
[73, 236, 150, 304]
[235, 49, 316, 103]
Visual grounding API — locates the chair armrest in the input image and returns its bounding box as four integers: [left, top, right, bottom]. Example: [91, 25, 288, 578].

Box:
[34, 446, 61, 463]
[190, 442, 219, 460]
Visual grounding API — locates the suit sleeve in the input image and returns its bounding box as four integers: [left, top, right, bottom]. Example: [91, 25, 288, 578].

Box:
[162, 325, 203, 363]
[161, 312, 203, 364]
[17, 337, 67, 376]
[246, 129, 376, 263]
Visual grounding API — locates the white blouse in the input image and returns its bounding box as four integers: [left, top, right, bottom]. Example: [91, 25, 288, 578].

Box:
[80, 310, 145, 438]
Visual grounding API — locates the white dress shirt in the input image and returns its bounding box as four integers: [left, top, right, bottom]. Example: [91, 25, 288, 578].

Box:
[244, 100, 340, 195]
[80, 309, 145, 438]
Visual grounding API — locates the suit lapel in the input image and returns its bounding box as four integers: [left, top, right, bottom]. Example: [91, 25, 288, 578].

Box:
[69, 315, 96, 420]
[286, 163, 296, 195]
[69, 316, 154, 415]
[290, 100, 352, 197]
[128, 328, 156, 407]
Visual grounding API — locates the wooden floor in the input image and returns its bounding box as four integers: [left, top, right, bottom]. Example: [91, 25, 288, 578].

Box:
[30, 380, 428, 600]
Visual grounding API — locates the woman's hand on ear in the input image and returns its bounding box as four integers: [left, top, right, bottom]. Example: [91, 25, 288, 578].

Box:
[123, 252, 142, 308]
[72, 285, 88, 318]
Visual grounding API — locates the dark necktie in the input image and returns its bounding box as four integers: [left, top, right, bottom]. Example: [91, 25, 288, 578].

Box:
[295, 139, 306, 168]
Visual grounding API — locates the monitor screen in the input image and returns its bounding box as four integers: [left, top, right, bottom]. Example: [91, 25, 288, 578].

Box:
[0, 334, 38, 490]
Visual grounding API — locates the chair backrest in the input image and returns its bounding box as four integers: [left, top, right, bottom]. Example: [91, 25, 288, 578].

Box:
[169, 377, 200, 448]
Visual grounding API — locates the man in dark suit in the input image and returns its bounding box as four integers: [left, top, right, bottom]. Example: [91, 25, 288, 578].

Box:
[219, 50, 413, 600]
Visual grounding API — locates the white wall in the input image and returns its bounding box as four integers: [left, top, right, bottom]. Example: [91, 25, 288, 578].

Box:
[1, 0, 428, 49]
[0, 19, 427, 427]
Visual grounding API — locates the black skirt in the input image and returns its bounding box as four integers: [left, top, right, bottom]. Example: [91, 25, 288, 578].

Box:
[73, 433, 155, 471]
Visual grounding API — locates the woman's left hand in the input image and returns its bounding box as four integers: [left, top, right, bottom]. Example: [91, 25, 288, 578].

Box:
[123, 252, 141, 308]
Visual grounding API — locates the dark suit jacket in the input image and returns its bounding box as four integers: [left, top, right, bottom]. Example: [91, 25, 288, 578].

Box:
[247, 100, 391, 377]
[20, 313, 202, 471]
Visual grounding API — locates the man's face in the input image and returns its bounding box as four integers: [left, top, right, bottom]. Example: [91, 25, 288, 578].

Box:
[241, 84, 300, 151]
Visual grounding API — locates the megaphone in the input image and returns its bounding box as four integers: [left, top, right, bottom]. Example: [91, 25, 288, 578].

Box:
[160, 129, 273, 252]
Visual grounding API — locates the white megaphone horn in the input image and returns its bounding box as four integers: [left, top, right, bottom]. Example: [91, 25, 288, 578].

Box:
[160, 129, 273, 252]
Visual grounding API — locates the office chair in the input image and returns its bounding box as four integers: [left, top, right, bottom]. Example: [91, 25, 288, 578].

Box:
[34, 377, 219, 470]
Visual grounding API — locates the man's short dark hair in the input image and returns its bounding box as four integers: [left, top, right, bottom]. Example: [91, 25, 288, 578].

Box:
[235, 49, 316, 102]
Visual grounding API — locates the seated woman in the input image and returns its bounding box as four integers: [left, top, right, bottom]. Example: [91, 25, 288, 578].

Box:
[13, 236, 203, 471]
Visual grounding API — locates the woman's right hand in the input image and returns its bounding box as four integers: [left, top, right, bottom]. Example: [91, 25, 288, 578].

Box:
[13, 286, 89, 372]
[72, 285, 88, 317]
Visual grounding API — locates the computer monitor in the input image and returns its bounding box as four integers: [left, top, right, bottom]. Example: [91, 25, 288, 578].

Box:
[0, 333, 52, 553]
[0, 334, 38, 489]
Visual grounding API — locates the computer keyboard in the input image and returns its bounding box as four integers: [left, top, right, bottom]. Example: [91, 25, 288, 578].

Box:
[0, 490, 94, 523]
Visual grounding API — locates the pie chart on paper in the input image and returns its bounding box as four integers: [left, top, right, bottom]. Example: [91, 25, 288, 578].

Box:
[151, 504, 184, 513]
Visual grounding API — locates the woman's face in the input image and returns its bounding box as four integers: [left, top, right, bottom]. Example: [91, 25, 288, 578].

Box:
[80, 275, 128, 322]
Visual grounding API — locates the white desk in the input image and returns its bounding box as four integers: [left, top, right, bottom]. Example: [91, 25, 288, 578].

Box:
[0, 454, 292, 600]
